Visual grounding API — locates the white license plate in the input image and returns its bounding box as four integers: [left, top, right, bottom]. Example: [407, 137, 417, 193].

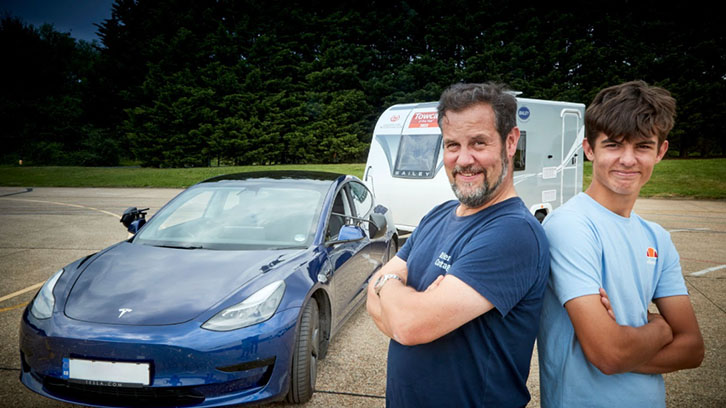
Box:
[63, 358, 150, 386]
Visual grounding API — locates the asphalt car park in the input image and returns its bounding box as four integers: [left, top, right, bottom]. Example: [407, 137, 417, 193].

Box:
[1, 186, 724, 407]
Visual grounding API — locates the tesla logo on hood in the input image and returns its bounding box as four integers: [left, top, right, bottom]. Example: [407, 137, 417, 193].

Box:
[118, 308, 133, 318]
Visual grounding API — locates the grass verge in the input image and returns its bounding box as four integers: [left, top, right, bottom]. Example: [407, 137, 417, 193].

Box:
[1, 158, 724, 199]
[582, 158, 725, 199]
[0, 164, 366, 188]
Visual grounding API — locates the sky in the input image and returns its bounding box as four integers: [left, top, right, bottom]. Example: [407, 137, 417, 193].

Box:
[1, 0, 115, 42]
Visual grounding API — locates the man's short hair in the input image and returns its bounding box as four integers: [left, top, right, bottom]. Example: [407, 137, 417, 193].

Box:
[585, 80, 676, 147]
[437, 82, 518, 142]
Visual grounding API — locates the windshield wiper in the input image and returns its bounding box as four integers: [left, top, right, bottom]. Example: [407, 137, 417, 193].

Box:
[268, 246, 305, 250]
[154, 244, 204, 250]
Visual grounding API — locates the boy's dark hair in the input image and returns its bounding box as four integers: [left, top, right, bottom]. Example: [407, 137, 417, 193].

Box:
[585, 80, 676, 147]
[437, 82, 517, 142]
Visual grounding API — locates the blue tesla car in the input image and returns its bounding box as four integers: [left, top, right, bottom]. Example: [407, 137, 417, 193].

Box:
[19, 171, 397, 407]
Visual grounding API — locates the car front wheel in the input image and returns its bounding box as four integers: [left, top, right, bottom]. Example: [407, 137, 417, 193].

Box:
[287, 298, 319, 404]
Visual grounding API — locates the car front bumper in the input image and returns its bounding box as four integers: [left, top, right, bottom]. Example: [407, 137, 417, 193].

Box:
[19, 306, 301, 407]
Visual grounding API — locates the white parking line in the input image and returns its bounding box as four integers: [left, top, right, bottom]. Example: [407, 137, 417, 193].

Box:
[0, 198, 118, 307]
[2, 198, 120, 218]
[668, 227, 711, 233]
[690, 264, 726, 277]
[0, 282, 44, 303]
[0, 301, 30, 313]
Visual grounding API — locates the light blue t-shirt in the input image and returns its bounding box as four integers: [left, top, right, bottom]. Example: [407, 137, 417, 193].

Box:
[537, 193, 688, 408]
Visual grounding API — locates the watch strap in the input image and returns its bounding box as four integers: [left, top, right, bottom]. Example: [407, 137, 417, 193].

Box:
[375, 273, 402, 296]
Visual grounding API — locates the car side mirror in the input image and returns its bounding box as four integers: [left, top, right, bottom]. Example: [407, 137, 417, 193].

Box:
[368, 213, 387, 239]
[327, 225, 365, 245]
[120, 207, 148, 233]
[338, 225, 365, 241]
[127, 219, 146, 234]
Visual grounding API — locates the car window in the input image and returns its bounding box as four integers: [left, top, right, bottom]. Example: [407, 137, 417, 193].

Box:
[222, 190, 241, 210]
[157, 190, 214, 231]
[134, 184, 325, 250]
[349, 181, 373, 217]
[326, 188, 352, 241]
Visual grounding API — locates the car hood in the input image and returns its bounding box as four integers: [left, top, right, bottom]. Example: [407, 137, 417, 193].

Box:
[64, 242, 302, 325]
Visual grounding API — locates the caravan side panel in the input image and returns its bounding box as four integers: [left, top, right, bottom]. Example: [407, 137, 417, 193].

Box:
[364, 98, 585, 231]
[513, 99, 585, 218]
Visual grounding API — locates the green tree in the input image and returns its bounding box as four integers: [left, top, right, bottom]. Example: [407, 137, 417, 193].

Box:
[0, 15, 117, 165]
[4, 0, 724, 168]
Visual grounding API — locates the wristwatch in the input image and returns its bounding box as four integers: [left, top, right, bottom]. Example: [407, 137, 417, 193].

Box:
[374, 273, 403, 296]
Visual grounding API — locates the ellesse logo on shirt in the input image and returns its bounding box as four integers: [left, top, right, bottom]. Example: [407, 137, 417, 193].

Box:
[646, 247, 658, 265]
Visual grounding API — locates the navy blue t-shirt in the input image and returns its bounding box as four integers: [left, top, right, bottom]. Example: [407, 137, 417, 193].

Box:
[386, 197, 549, 408]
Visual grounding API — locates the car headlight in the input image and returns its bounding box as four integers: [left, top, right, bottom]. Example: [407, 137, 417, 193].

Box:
[30, 269, 64, 319]
[202, 280, 286, 331]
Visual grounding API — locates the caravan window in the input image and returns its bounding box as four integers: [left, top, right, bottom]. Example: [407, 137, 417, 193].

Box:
[393, 134, 441, 179]
[514, 131, 526, 171]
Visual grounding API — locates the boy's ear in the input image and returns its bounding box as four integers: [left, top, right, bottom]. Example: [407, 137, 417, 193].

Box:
[583, 138, 595, 161]
[655, 140, 669, 163]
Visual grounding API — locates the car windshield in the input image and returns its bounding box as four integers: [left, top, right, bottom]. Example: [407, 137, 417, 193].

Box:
[133, 182, 327, 250]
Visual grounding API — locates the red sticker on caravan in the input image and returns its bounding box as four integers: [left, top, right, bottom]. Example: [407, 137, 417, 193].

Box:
[408, 111, 438, 128]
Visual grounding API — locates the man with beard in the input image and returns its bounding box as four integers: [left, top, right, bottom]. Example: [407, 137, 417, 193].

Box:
[367, 82, 549, 408]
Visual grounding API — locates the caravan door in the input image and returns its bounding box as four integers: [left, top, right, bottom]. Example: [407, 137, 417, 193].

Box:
[560, 109, 583, 205]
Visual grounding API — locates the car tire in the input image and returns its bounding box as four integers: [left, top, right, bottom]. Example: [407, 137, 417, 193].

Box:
[287, 299, 319, 404]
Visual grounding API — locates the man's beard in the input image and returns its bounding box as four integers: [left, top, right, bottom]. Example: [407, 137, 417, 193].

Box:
[450, 149, 508, 208]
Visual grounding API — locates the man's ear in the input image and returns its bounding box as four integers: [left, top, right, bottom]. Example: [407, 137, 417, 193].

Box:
[583, 138, 595, 161]
[655, 140, 669, 163]
[506, 127, 520, 158]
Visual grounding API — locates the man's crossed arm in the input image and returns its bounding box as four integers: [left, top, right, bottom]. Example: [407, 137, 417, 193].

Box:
[366, 256, 494, 346]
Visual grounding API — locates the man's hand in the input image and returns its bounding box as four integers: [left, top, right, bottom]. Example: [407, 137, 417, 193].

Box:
[425, 275, 444, 292]
[366, 256, 408, 338]
[376, 273, 494, 346]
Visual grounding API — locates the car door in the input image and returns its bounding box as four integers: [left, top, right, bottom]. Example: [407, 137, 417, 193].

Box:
[349, 181, 384, 262]
[325, 183, 372, 328]
[346, 180, 383, 311]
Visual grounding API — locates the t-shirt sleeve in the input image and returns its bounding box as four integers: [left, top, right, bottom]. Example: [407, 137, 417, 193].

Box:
[544, 210, 602, 306]
[397, 231, 413, 262]
[448, 216, 546, 316]
[653, 230, 688, 299]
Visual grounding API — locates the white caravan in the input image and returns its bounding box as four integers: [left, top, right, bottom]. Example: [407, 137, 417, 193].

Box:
[362, 98, 585, 232]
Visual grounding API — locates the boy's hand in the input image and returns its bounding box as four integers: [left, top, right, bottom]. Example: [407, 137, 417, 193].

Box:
[599, 288, 616, 321]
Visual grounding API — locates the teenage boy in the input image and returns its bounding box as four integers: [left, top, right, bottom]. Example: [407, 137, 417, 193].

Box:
[538, 80, 704, 407]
